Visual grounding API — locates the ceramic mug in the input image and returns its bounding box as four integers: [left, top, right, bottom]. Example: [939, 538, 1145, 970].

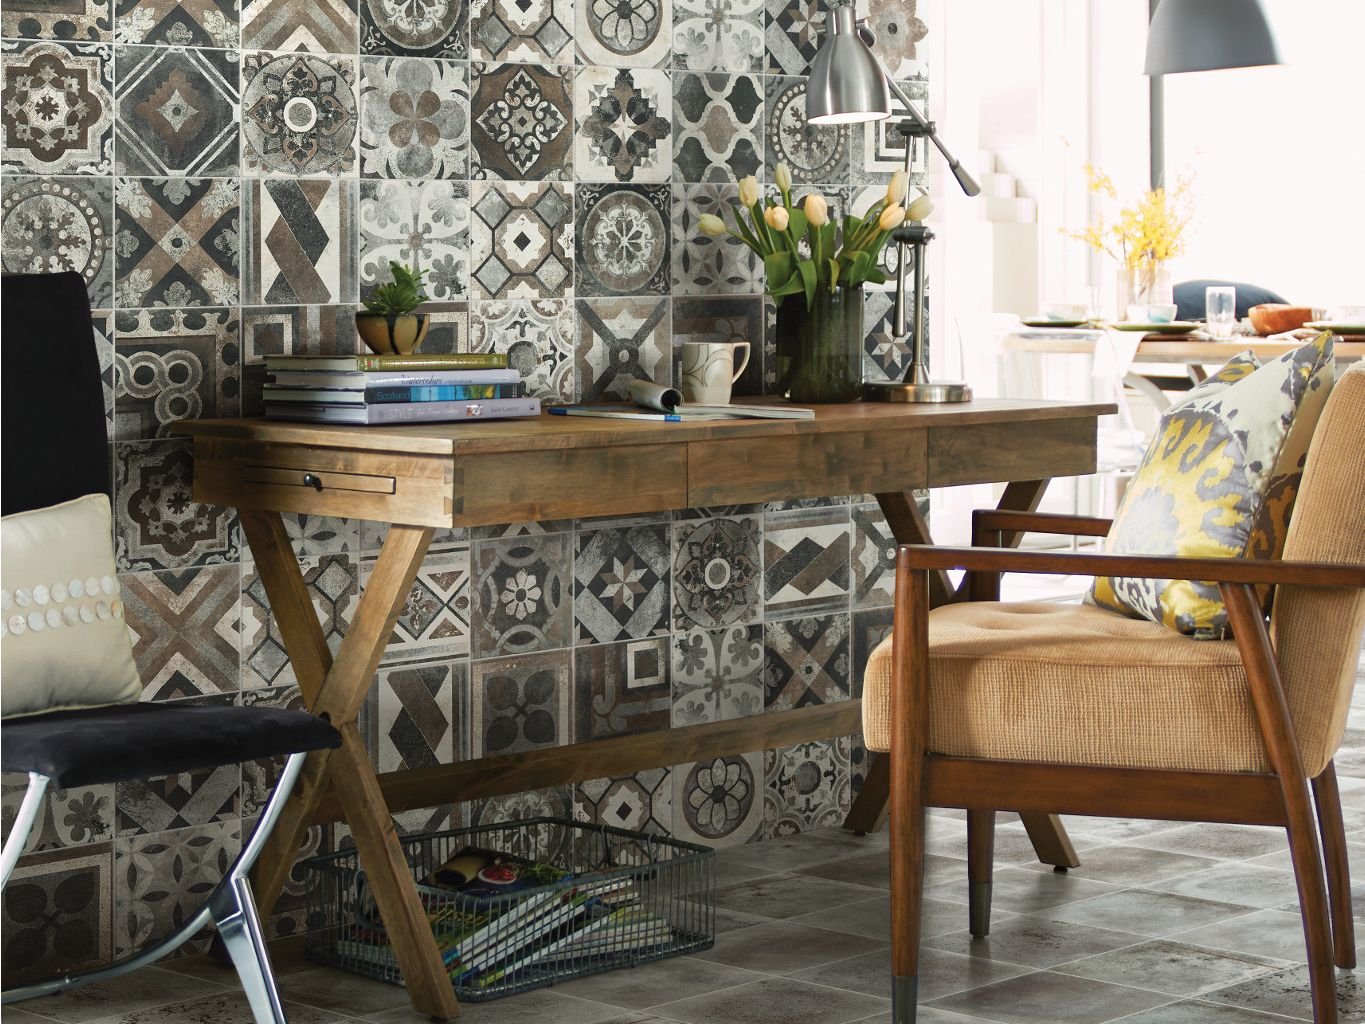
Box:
[680, 341, 750, 405]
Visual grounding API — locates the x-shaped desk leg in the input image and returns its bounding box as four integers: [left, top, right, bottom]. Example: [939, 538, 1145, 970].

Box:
[240, 510, 462, 1021]
[843, 481, 1080, 870]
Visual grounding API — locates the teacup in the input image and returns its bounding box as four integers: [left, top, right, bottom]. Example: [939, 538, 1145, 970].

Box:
[680, 341, 751, 405]
[1127, 303, 1178, 324]
[1042, 302, 1088, 321]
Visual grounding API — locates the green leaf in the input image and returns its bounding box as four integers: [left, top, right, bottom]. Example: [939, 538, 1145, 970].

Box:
[786, 208, 808, 241]
[797, 258, 817, 310]
[730, 208, 765, 255]
[764, 251, 797, 291]
[826, 258, 841, 289]
[865, 268, 887, 285]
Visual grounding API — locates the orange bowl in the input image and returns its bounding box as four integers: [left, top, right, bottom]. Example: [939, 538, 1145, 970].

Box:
[1248, 304, 1313, 336]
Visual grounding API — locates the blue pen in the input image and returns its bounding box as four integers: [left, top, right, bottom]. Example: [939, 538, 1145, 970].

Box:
[548, 407, 681, 422]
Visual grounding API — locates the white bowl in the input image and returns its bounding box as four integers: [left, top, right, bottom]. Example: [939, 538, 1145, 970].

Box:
[1042, 302, 1088, 321]
[1328, 305, 1365, 322]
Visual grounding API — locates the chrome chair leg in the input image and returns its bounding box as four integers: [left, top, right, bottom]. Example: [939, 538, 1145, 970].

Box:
[214, 875, 287, 1024]
[0, 773, 49, 888]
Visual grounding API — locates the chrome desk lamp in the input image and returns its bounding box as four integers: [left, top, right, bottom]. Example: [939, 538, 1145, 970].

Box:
[807, 4, 979, 403]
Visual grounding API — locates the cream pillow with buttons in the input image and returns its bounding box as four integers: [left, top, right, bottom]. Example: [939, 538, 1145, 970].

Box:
[1, 494, 142, 718]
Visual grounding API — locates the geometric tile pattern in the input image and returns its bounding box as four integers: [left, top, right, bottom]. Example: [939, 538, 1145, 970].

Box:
[360, 0, 468, 59]
[114, 177, 240, 308]
[1, 780, 114, 854]
[672, 71, 763, 183]
[4, 0, 111, 41]
[762, 612, 850, 712]
[574, 521, 671, 644]
[470, 62, 572, 181]
[763, 506, 850, 618]
[359, 55, 469, 179]
[470, 0, 572, 63]
[575, 183, 670, 298]
[471, 532, 572, 658]
[115, 0, 239, 47]
[575, 768, 670, 836]
[671, 623, 763, 725]
[574, 296, 669, 403]
[369, 659, 465, 772]
[1, 40, 114, 174]
[468, 298, 574, 402]
[764, 74, 850, 185]
[469, 180, 574, 299]
[114, 45, 239, 176]
[0, 176, 115, 308]
[1, 845, 113, 987]
[471, 650, 570, 757]
[862, 287, 914, 383]
[762, 738, 850, 837]
[671, 182, 762, 295]
[850, 501, 896, 609]
[576, 0, 669, 67]
[363, 537, 471, 664]
[243, 177, 357, 305]
[574, 636, 671, 740]
[113, 439, 240, 571]
[113, 306, 240, 439]
[121, 565, 242, 700]
[242, 0, 357, 53]
[114, 765, 240, 837]
[358, 179, 469, 301]
[672, 514, 762, 631]
[241, 51, 357, 176]
[240, 553, 358, 689]
[574, 66, 670, 183]
[764, 0, 822, 77]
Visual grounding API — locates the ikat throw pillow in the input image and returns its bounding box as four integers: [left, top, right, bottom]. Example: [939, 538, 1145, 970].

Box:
[1, 494, 142, 718]
[1089, 332, 1336, 639]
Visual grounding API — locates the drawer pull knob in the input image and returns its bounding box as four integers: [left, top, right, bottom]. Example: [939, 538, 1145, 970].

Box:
[302, 473, 324, 491]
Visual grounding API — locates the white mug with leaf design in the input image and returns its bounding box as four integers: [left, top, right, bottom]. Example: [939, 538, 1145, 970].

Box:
[680, 341, 750, 406]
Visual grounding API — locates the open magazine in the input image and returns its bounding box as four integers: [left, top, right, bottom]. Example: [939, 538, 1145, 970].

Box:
[626, 380, 814, 420]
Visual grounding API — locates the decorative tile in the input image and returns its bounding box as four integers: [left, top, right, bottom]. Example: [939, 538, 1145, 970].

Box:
[266, 822, 332, 939]
[575, 0, 669, 68]
[469, 787, 573, 862]
[471, 532, 572, 658]
[241, 51, 358, 176]
[764, 74, 850, 184]
[469, 180, 574, 299]
[238, 683, 307, 814]
[575, 768, 670, 835]
[121, 565, 241, 700]
[574, 296, 669, 402]
[113, 439, 239, 570]
[863, 288, 912, 383]
[575, 521, 670, 644]
[849, 605, 891, 699]
[671, 183, 761, 295]
[362, 536, 471, 664]
[672, 71, 762, 182]
[359, 56, 469, 179]
[1, 779, 114, 853]
[672, 295, 764, 395]
[1, 177, 114, 308]
[470, 518, 574, 539]
[241, 303, 358, 361]
[242, 0, 357, 53]
[281, 513, 357, 556]
[763, 738, 850, 836]
[672, 0, 762, 72]
[360, 0, 468, 58]
[858, 0, 927, 81]
[763, 506, 851, 618]
[240, 553, 358, 688]
[672, 513, 762, 630]
[850, 501, 895, 609]
[672, 751, 762, 847]
[469, 62, 572, 181]
[574, 66, 671, 183]
[367, 659, 466, 772]
[469, 298, 573, 401]
[764, 0, 821, 76]
[3, 0, 111, 40]
[1, 40, 113, 174]
[2, 845, 113, 986]
[471, 651, 570, 756]
[763, 612, 850, 711]
[113, 307, 240, 440]
[470, 0, 572, 62]
[671, 623, 763, 724]
[115, 0, 239, 47]
[357, 179, 469, 303]
[574, 636, 670, 739]
[243, 177, 357, 305]
[115, 766, 239, 837]
[114, 819, 239, 956]
[411, 300, 470, 353]
[575, 183, 670, 296]
[114, 176, 239, 308]
[851, 77, 929, 187]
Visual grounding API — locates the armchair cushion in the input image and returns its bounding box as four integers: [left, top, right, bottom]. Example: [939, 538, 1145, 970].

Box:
[1089, 333, 1334, 638]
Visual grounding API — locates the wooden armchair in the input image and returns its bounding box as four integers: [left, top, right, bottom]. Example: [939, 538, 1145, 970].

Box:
[865, 363, 1365, 1023]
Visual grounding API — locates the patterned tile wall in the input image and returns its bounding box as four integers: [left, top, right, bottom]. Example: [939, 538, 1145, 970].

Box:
[0, 0, 929, 982]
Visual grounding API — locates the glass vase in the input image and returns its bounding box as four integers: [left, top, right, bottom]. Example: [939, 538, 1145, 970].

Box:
[1115, 265, 1173, 317]
[774, 286, 865, 404]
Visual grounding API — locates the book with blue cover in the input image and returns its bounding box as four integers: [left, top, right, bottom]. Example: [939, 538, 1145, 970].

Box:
[264, 382, 524, 404]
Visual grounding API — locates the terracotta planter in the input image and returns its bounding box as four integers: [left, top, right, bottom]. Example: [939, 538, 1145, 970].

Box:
[356, 312, 429, 355]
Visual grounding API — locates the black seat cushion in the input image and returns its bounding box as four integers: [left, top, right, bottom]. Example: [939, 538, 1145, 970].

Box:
[1173, 279, 1289, 322]
[1, 704, 341, 788]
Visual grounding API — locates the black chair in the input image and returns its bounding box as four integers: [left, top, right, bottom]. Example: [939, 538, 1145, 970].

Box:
[1173, 278, 1289, 322]
[0, 272, 341, 1023]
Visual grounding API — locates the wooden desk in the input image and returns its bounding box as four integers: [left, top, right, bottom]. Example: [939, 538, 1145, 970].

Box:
[179, 398, 1111, 1019]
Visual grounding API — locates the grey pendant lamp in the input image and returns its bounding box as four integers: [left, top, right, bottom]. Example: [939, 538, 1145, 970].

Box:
[1145, 0, 1281, 75]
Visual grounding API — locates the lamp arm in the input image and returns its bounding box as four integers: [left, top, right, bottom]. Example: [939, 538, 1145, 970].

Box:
[871, 51, 981, 198]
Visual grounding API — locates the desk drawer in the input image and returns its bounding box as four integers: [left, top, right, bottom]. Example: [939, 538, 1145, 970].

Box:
[242, 464, 397, 495]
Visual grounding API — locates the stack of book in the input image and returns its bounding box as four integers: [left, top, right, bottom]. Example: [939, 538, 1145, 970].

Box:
[262, 353, 540, 425]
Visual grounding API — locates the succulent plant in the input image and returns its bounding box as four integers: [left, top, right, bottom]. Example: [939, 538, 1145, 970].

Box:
[362, 261, 428, 317]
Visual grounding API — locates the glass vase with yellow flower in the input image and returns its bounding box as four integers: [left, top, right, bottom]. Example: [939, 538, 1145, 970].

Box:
[700, 164, 913, 403]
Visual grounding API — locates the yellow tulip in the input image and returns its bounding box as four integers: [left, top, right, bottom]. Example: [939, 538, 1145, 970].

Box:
[885, 170, 908, 206]
[764, 205, 790, 231]
[877, 204, 905, 231]
[906, 192, 933, 222]
[804, 193, 829, 227]
[698, 214, 727, 237]
[775, 162, 792, 194]
[738, 176, 761, 208]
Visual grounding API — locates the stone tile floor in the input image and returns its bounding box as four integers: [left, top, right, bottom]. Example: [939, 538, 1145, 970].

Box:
[10, 662, 1365, 1024]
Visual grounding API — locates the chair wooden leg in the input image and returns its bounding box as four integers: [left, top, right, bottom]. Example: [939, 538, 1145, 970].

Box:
[1312, 762, 1356, 969]
[967, 810, 994, 937]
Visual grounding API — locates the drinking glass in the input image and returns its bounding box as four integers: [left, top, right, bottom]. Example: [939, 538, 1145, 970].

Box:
[1206, 286, 1237, 339]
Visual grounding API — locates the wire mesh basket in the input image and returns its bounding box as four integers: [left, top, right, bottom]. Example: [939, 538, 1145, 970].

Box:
[303, 817, 716, 1001]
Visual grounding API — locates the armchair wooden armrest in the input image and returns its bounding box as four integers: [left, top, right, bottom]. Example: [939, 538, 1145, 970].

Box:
[971, 509, 1112, 541]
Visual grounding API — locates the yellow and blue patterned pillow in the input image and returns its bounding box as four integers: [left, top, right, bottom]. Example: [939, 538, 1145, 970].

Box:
[1089, 333, 1335, 638]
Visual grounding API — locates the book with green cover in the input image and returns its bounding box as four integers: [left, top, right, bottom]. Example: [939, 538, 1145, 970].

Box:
[264, 353, 510, 372]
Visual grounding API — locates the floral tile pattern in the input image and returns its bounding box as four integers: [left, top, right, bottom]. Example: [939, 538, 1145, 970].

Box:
[671, 295, 764, 396]
[469, 787, 572, 861]
[3, 0, 111, 40]
[672, 751, 762, 847]
[672, 514, 762, 630]
[1, 780, 114, 854]
[1, 40, 114, 174]
[850, 501, 895, 609]
[763, 738, 850, 837]
[469, 298, 574, 401]
[240, 553, 358, 688]
[575, 183, 670, 296]
[0, 177, 114, 308]
[575, 521, 670, 644]
[366, 659, 466, 772]
[765, 74, 850, 184]
[576, 0, 669, 67]
[113, 45, 239, 176]
[672, 0, 762, 73]
[672, 71, 763, 182]
[575, 768, 670, 836]
[363, 536, 470, 664]
[574, 66, 670, 182]
[670, 183, 762, 294]
[359, 55, 468, 179]
[471, 532, 572, 658]
[469, 180, 574, 299]
[471, 650, 571, 757]
[281, 513, 357, 555]
[113, 439, 239, 571]
[470, 0, 572, 62]
[114, 176, 239, 308]
[115, 765, 240, 837]
[266, 822, 332, 939]
[763, 505, 850, 619]
[358, 179, 469, 301]
[671, 623, 763, 725]
[860, 0, 927, 80]
[238, 684, 308, 814]
[574, 636, 670, 740]
[114, 819, 239, 956]
[243, 177, 357, 305]
[114, 0, 240, 47]
[113, 307, 240, 439]
[470, 62, 571, 181]
[241, 0, 357, 53]
[121, 565, 242, 700]
[763, 612, 849, 711]
[2, 845, 113, 986]
[360, 0, 468, 58]
[241, 51, 358, 176]
[574, 296, 669, 402]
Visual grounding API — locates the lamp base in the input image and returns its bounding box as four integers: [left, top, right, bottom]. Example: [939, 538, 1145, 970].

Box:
[863, 380, 973, 403]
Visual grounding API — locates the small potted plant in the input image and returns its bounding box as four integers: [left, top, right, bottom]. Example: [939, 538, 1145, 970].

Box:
[356, 261, 430, 355]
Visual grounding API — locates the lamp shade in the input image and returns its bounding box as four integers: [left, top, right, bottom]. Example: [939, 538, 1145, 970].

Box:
[1145, 0, 1281, 75]
[807, 5, 891, 124]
